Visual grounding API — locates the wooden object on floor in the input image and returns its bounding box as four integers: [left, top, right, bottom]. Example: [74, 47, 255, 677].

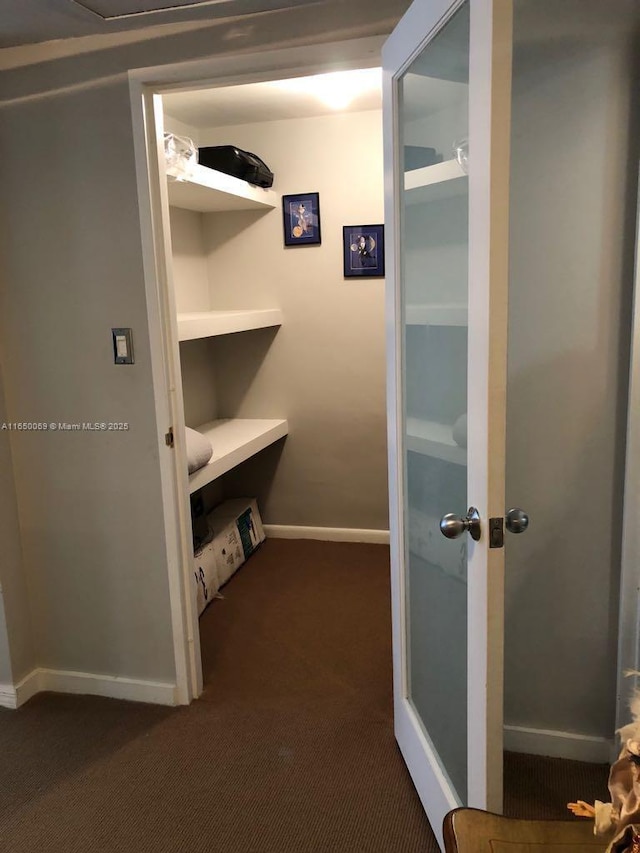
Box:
[443, 807, 604, 852]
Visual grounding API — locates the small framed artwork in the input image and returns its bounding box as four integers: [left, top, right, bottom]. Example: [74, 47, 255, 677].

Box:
[343, 224, 385, 277]
[282, 192, 321, 246]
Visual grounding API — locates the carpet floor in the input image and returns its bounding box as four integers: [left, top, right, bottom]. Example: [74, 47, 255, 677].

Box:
[0, 539, 609, 852]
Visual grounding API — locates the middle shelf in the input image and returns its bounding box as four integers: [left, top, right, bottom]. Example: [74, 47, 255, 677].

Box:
[188, 418, 289, 493]
[404, 158, 467, 205]
[177, 308, 283, 341]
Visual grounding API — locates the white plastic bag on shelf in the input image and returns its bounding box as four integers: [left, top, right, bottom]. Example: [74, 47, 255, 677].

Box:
[164, 132, 197, 181]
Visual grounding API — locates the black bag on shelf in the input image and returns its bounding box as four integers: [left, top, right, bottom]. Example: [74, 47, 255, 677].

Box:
[404, 145, 442, 171]
[198, 145, 274, 188]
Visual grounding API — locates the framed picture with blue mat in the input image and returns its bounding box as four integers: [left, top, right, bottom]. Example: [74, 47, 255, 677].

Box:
[282, 192, 321, 246]
[343, 224, 385, 278]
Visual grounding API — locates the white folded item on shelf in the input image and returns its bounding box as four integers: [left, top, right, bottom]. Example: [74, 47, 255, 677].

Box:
[185, 426, 213, 474]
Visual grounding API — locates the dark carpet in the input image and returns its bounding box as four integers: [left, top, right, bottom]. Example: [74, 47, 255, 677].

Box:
[0, 539, 609, 852]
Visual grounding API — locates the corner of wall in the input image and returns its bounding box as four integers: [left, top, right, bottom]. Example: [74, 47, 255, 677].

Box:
[0, 358, 37, 687]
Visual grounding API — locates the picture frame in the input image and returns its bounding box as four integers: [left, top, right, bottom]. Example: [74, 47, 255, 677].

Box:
[282, 192, 321, 246]
[343, 224, 385, 278]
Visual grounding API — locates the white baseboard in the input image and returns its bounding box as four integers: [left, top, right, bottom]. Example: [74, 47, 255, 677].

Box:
[0, 683, 17, 709]
[264, 525, 390, 544]
[7, 668, 177, 708]
[504, 724, 614, 763]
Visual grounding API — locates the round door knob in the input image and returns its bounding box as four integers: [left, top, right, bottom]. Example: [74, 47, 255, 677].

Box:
[439, 507, 481, 541]
[506, 507, 529, 534]
[440, 514, 467, 539]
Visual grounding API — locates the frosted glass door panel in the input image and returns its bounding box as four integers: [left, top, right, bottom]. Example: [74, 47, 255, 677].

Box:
[400, 2, 469, 802]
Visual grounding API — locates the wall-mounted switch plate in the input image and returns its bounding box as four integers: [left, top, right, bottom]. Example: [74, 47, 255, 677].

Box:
[112, 328, 134, 364]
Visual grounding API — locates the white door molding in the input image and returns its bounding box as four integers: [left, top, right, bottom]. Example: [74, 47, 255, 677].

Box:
[127, 36, 388, 706]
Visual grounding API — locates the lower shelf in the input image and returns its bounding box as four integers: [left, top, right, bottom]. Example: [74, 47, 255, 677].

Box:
[188, 418, 288, 493]
[405, 417, 466, 466]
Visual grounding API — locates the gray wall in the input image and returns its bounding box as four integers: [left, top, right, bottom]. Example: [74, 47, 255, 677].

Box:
[0, 3, 407, 687]
[504, 6, 639, 738]
[0, 610, 13, 687]
[0, 81, 176, 681]
[0, 363, 35, 683]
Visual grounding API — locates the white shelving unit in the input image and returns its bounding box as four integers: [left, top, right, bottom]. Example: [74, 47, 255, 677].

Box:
[406, 416, 466, 465]
[165, 159, 287, 490]
[188, 419, 289, 493]
[405, 303, 467, 327]
[404, 159, 467, 205]
[177, 308, 283, 342]
[168, 164, 278, 212]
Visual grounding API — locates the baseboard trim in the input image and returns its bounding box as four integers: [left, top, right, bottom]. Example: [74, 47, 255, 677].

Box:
[15, 669, 42, 707]
[264, 525, 390, 544]
[0, 683, 17, 709]
[504, 724, 614, 763]
[10, 668, 177, 708]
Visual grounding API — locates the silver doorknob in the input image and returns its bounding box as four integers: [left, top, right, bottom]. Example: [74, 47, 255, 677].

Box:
[440, 506, 481, 541]
[505, 507, 529, 534]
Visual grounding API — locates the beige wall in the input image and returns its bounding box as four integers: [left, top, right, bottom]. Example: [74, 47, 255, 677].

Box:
[169, 110, 388, 529]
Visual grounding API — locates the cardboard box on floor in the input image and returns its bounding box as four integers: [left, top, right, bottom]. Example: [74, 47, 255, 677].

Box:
[193, 498, 265, 615]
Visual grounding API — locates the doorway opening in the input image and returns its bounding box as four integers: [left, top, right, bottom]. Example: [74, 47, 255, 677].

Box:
[141, 60, 389, 698]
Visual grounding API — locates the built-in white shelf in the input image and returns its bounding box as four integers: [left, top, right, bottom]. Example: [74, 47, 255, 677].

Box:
[168, 164, 278, 212]
[404, 159, 467, 205]
[405, 303, 468, 327]
[406, 416, 466, 465]
[188, 418, 288, 493]
[177, 309, 283, 342]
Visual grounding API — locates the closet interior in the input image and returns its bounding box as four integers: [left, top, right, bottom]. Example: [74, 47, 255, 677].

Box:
[158, 67, 388, 656]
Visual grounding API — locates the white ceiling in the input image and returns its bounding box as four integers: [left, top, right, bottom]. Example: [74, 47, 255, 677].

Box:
[162, 69, 383, 129]
[0, 0, 323, 48]
[161, 66, 472, 131]
[4, 0, 640, 53]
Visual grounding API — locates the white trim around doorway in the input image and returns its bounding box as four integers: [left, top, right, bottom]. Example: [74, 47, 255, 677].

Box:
[127, 36, 387, 706]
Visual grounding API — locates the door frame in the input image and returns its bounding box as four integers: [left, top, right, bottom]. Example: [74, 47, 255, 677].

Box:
[616, 175, 640, 737]
[128, 36, 388, 705]
[383, 0, 470, 830]
[383, 0, 513, 839]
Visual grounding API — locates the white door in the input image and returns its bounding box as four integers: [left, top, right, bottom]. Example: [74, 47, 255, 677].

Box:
[383, 0, 513, 845]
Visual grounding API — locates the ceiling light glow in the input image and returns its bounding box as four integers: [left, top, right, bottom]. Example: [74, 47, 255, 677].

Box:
[268, 68, 382, 111]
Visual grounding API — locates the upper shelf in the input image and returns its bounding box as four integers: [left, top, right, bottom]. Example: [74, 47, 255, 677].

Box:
[404, 159, 467, 205]
[406, 303, 467, 327]
[177, 308, 283, 342]
[167, 164, 278, 212]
